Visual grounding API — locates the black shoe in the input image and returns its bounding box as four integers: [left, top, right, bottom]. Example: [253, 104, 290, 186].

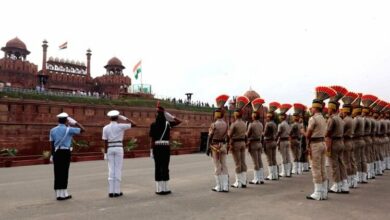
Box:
[361, 181, 368, 184]
[340, 191, 350, 194]
[372, 176, 376, 179]
[222, 190, 229, 193]
[249, 181, 259, 185]
[260, 181, 264, 184]
[114, 192, 123, 197]
[164, 190, 172, 194]
[241, 184, 247, 188]
[56, 197, 65, 201]
[63, 195, 72, 200]
[328, 190, 337, 193]
[155, 191, 165, 195]
[109, 193, 115, 198]
[286, 175, 292, 178]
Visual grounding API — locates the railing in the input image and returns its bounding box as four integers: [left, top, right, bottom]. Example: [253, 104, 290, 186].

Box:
[0, 86, 213, 112]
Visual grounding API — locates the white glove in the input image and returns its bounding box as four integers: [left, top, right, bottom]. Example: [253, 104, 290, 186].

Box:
[150, 149, 154, 159]
[164, 111, 175, 122]
[70, 147, 73, 152]
[118, 115, 128, 121]
[49, 156, 53, 163]
[67, 117, 77, 125]
[104, 153, 107, 160]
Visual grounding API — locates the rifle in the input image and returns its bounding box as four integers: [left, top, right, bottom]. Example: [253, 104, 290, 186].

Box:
[206, 134, 211, 156]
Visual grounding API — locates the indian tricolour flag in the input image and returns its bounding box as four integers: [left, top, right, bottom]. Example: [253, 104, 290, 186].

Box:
[133, 60, 142, 80]
[59, 42, 68, 50]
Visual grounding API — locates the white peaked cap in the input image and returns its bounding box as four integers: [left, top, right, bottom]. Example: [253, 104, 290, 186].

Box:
[57, 112, 69, 118]
[107, 110, 120, 117]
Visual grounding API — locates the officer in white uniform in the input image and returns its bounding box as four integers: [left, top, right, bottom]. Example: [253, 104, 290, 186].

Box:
[102, 110, 137, 198]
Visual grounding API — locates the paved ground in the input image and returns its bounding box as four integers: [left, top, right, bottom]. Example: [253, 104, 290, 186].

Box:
[1, 153, 390, 220]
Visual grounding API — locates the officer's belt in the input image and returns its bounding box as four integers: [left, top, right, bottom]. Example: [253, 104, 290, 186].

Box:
[290, 136, 299, 140]
[155, 140, 170, 146]
[310, 137, 324, 143]
[344, 136, 353, 140]
[55, 146, 70, 151]
[279, 137, 289, 141]
[331, 137, 343, 140]
[232, 138, 245, 142]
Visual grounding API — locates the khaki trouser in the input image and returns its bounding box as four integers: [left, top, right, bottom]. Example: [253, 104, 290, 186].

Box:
[279, 140, 291, 165]
[290, 139, 301, 162]
[374, 137, 383, 161]
[211, 143, 228, 175]
[231, 141, 247, 173]
[364, 137, 373, 163]
[248, 141, 263, 171]
[265, 141, 277, 166]
[343, 139, 356, 175]
[354, 138, 367, 172]
[310, 141, 327, 184]
[330, 139, 347, 182]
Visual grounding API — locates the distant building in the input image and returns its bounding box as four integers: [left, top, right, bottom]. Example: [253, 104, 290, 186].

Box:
[0, 37, 132, 98]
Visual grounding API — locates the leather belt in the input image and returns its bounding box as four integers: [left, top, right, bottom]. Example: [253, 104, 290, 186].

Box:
[249, 138, 261, 142]
[279, 137, 289, 141]
[212, 139, 226, 143]
[331, 137, 343, 140]
[310, 137, 324, 143]
[344, 136, 353, 140]
[232, 138, 245, 142]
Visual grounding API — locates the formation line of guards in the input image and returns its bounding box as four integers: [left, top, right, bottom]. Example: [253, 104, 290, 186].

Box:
[207, 86, 390, 201]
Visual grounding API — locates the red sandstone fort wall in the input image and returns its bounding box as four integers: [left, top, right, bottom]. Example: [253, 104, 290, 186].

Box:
[0, 98, 213, 156]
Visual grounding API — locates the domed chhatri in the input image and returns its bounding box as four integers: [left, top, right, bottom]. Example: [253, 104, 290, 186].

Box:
[104, 57, 125, 75]
[5, 37, 28, 50]
[243, 89, 261, 102]
[106, 57, 124, 67]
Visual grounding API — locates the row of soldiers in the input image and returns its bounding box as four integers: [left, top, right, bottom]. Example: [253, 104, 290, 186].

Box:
[207, 86, 390, 201]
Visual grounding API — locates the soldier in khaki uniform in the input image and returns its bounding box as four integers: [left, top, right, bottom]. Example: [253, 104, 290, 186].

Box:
[264, 102, 280, 180]
[352, 94, 367, 184]
[306, 86, 336, 201]
[385, 108, 390, 170]
[246, 98, 265, 184]
[340, 92, 359, 188]
[277, 104, 292, 177]
[326, 86, 349, 193]
[290, 103, 305, 175]
[361, 95, 378, 180]
[207, 94, 230, 192]
[229, 96, 250, 188]
[372, 102, 385, 176]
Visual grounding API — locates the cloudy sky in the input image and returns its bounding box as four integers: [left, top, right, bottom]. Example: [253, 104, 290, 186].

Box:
[1, 0, 389, 106]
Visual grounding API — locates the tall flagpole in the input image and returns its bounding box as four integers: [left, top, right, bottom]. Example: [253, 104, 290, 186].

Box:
[140, 60, 143, 93]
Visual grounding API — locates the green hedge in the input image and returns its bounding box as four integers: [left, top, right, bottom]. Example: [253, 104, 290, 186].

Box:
[0, 90, 213, 112]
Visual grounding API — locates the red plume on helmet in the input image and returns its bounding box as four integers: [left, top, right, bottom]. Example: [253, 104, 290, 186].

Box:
[215, 94, 229, 108]
[361, 94, 378, 108]
[269, 102, 280, 113]
[342, 92, 358, 105]
[251, 98, 265, 112]
[315, 86, 337, 101]
[293, 103, 305, 115]
[279, 103, 292, 115]
[352, 93, 363, 108]
[235, 96, 250, 110]
[372, 100, 386, 112]
[330, 85, 348, 102]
